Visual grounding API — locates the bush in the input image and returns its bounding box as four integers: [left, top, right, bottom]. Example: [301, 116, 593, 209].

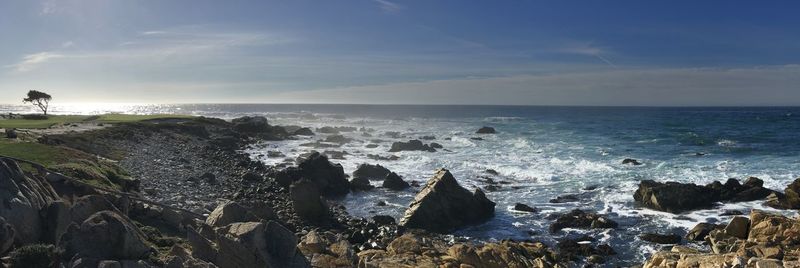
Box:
[21, 114, 48, 120]
[8, 244, 56, 268]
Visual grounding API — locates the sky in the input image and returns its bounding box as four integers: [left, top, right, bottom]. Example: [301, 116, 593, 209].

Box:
[1, 0, 800, 106]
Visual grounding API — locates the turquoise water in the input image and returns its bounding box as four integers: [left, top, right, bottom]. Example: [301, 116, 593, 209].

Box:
[5, 104, 799, 264]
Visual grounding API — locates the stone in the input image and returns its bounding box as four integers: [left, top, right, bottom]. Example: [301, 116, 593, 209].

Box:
[352, 164, 391, 181]
[0, 158, 59, 244]
[293, 127, 315, 136]
[215, 221, 308, 268]
[186, 227, 216, 263]
[633, 180, 718, 213]
[382, 172, 410, 190]
[475, 127, 496, 134]
[290, 180, 330, 224]
[640, 233, 681, 244]
[205, 201, 259, 227]
[549, 209, 618, 232]
[5, 128, 17, 139]
[0, 216, 15, 254]
[686, 222, 724, 241]
[388, 140, 436, 152]
[724, 216, 750, 239]
[513, 203, 538, 213]
[372, 215, 395, 226]
[622, 158, 642, 165]
[399, 169, 495, 233]
[60, 211, 152, 260]
[297, 152, 350, 196]
[350, 176, 374, 191]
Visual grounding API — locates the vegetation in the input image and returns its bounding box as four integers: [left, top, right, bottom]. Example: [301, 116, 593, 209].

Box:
[22, 90, 52, 115]
[7, 244, 57, 268]
[0, 113, 193, 129]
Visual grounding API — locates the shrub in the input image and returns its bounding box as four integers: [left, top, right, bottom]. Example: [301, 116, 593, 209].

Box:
[8, 244, 56, 268]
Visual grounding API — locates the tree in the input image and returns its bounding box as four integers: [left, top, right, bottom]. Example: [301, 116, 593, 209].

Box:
[22, 90, 52, 115]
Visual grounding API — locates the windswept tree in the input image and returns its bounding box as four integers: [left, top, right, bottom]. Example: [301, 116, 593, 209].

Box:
[22, 90, 52, 115]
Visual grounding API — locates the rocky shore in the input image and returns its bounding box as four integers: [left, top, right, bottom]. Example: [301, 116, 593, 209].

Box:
[2, 116, 799, 267]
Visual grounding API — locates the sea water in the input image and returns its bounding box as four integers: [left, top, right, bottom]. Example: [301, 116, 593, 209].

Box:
[4, 103, 799, 265]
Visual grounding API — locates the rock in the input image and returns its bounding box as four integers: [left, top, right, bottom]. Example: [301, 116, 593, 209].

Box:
[686, 222, 724, 241]
[475, 127, 496, 134]
[267, 151, 285, 158]
[0, 217, 15, 254]
[549, 194, 581, 203]
[388, 140, 436, 152]
[352, 164, 391, 181]
[706, 229, 740, 254]
[513, 203, 538, 213]
[429, 142, 443, 149]
[382, 172, 410, 190]
[622, 158, 642, 165]
[399, 169, 495, 233]
[241, 172, 262, 182]
[205, 201, 259, 227]
[231, 116, 268, 133]
[297, 152, 350, 196]
[350, 176, 374, 191]
[549, 209, 618, 232]
[748, 209, 800, 246]
[484, 169, 499, 175]
[720, 209, 744, 216]
[767, 178, 800, 209]
[5, 128, 17, 139]
[640, 233, 681, 244]
[60, 211, 152, 260]
[215, 221, 308, 268]
[633, 180, 718, 213]
[290, 180, 330, 224]
[372, 215, 395, 226]
[293, 127, 315, 136]
[186, 228, 217, 263]
[324, 135, 352, 144]
[724, 216, 750, 239]
[0, 158, 59, 244]
[200, 173, 216, 184]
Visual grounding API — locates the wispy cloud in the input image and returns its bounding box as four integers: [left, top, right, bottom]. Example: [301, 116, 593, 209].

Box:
[373, 0, 404, 13]
[558, 42, 617, 67]
[10, 52, 65, 72]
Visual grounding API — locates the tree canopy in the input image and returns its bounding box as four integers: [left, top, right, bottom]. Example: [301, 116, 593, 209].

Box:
[22, 90, 52, 115]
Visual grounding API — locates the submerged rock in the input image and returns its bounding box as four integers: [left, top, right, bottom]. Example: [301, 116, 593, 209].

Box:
[476, 126, 496, 134]
[634, 178, 776, 213]
[399, 169, 495, 233]
[513, 203, 538, 213]
[549, 209, 618, 232]
[388, 140, 436, 152]
[622, 158, 642, 165]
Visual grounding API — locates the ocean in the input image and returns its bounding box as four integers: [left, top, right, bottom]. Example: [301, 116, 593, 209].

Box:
[4, 103, 800, 265]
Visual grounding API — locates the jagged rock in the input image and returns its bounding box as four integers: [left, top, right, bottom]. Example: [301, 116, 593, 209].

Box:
[349, 176, 374, 191]
[399, 169, 495, 233]
[476, 127, 496, 134]
[205, 202, 259, 227]
[0, 158, 60, 244]
[0, 216, 15, 254]
[429, 143, 443, 149]
[388, 140, 436, 152]
[187, 228, 217, 263]
[724, 216, 750, 239]
[706, 229, 741, 254]
[766, 178, 800, 209]
[163, 245, 217, 268]
[382, 172, 409, 190]
[231, 116, 268, 133]
[633, 180, 719, 213]
[549, 209, 618, 232]
[748, 209, 800, 246]
[40, 200, 70, 244]
[297, 231, 356, 267]
[290, 180, 330, 224]
[215, 221, 309, 268]
[60, 211, 152, 260]
[686, 222, 724, 241]
[513, 203, 538, 213]
[640, 233, 681, 244]
[352, 164, 391, 181]
[293, 127, 314, 136]
[297, 152, 350, 196]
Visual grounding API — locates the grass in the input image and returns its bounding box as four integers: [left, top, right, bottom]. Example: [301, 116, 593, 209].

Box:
[0, 113, 194, 129]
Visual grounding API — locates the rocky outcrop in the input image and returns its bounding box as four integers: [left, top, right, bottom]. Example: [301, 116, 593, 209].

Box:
[765, 178, 800, 209]
[352, 164, 391, 181]
[231, 116, 288, 140]
[513, 203, 538, 213]
[270, 152, 350, 196]
[60, 211, 153, 261]
[292, 127, 315, 136]
[382, 172, 409, 190]
[642, 209, 800, 268]
[634, 178, 775, 213]
[215, 221, 308, 268]
[0, 216, 15, 254]
[399, 169, 495, 233]
[476, 126, 496, 134]
[0, 158, 60, 244]
[291, 180, 331, 224]
[388, 140, 436, 152]
[549, 209, 618, 232]
[205, 201, 260, 227]
[349, 176, 374, 191]
[297, 231, 357, 267]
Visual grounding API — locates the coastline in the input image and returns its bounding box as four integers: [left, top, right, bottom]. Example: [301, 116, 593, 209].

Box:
[0, 113, 798, 267]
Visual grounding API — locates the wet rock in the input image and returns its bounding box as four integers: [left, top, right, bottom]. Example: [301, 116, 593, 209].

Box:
[367, 154, 399, 161]
[5, 128, 17, 139]
[686, 222, 725, 241]
[324, 135, 352, 144]
[622, 158, 642, 165]
[549, 194, 581, 203]
[429, 142, 443, 149]
[365, 144, 379, 148]
[388, 140, 436, 152]
[60, 211, 152, 260]
[634, 180, 718, 213]
[290, 180, 330, 224]
[470, 137, 484, 141]
[349, 176, 374, 191]
[484, 169, 499, 175]
[720, 209, 744, 216]
[352, 164, 391, 181]
[399, 169, 495, 233]
[293, 127, 315, 136]
[382, 172, 410, 191]
[476, 126, 496, 134]
[549, 209, 618, 232]
[640, 233, 681, 244]
[267, 151, 285, 158]
[513, 203, 538, 213]
[297, 152, 350, 196]
[419, 136, 435, 140]
[0, 158, 60, 244]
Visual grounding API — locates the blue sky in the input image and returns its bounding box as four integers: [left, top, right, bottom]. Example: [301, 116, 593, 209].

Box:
[1, 0, 800, 105]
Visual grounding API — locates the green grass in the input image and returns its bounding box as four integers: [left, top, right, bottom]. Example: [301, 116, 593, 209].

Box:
[0, 113, 194, 129]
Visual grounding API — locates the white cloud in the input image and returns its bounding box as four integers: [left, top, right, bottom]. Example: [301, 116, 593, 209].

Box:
[10, 52, 65, 72]
[557, 42, 616, 67]
[266, 66, 800, 106]
[373, 0, 404, 12]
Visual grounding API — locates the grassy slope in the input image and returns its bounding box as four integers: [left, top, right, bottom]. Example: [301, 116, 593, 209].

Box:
[0, 114, 193, 129]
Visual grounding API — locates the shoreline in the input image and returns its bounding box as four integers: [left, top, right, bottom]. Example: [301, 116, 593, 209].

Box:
[1, 114, 798, 267]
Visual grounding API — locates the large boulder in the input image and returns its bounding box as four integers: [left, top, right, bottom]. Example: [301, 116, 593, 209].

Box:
[0, 158, 60, 244]
[290, 180, 330, 224]
[5, 128, 17, 139]
[205, 201, 260, 227]
[475, 126, 496, 134]
[633, 180, 718, 213]
[231, 116, 288, 140]
[399, 169, 495, 233]
[215, 221, 309, 268]
[60, 211, 153, 260]
[382, 172, 409, 191]
[352, 164, 391, 181]
[297, 152, 350, 196]
[388, 140, 436, 152]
